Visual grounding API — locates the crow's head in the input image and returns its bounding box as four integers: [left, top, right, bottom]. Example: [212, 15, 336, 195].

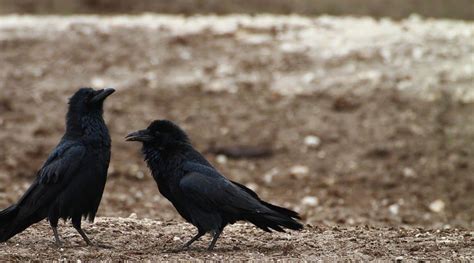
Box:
[68, 87, 115, 115]
[65, 87, 115, 136]
[125, 120, 190, 148]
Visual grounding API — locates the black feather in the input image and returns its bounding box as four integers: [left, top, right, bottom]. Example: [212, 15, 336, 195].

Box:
[128, 119, 302, 250]
[0, 87, 113, 244]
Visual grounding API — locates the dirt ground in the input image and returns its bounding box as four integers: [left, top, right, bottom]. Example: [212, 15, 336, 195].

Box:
[0, 15, 473, 260]
[0, 217, 473, 261]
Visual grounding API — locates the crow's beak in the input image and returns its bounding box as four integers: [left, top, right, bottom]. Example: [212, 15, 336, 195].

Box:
[125, 129, 153, 142]
[90, 88, 115, 103]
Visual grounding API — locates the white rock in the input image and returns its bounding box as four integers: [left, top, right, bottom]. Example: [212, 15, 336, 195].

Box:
[128, 213, 138, 219]
[304, 135, 321, 148]
[136, 170, 145, 179]
[403, 167, 416, 178]
[301, 196, 318, 206]
[347, 218, 355, 225]
[91, 77, 106, 88]
[173, 236, 181, 241]
[388, 204, 399, 215]
[302, 73, 315, 84]
[263, 168, 279, 184]
[429, 199, 445, 213]
[264, 173, 273, 184]
[216, 154, 227, 164]
[290, 165, 309, 175]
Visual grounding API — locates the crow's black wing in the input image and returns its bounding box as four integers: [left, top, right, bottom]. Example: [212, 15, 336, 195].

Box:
[38, 141, 86, 184]
[181, 161, 303, 232]
[180, 161, 267, 214]
[17, 141, 86, 206]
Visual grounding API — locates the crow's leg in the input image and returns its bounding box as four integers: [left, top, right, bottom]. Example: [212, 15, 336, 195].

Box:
[207, 229, 222, 251]
[51, 226, 62, 247]
[72, 218, 93, 246]
[180, 229, 206, 250]
[49, 216, 62, 246]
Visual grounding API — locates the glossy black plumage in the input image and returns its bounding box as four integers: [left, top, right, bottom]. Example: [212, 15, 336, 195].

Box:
[126, 120, 303, 250]
[0, 87, 114, 245]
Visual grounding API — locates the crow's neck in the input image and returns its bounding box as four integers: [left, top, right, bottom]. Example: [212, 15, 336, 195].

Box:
[142, 143, 191, 179]
[65, 111, 110, 145]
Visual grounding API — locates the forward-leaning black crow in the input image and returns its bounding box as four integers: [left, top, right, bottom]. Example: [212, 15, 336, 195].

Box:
[126, 120, 303, 250]
[0, 87, 114, 246]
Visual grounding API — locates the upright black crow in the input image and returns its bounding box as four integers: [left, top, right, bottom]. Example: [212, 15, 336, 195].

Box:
[0, 87, 115, 246]
[126, 120, 302, 250]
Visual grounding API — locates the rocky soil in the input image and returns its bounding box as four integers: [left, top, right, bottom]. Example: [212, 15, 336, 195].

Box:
[0, 217, 473, 261]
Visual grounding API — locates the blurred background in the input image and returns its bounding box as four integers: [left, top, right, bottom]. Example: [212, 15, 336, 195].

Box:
[0, 0, 473, 231]
[1, 0, 473, 20]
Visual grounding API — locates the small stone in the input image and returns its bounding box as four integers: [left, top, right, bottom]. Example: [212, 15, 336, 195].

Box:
[91, 77, 106, 88]
[389, 204, 400, 215]
[216, 154, 227, 164]
[304, 135, 321, 148]
[290, 165, 309, 176]
[128, 213, 138, 219]
[395, 256, 403, 262]
[429, 199, 445, 213]
[136, 171, 145, 179]
[173, 236, 181, 241]
[220, 127, 229, 135]
[302, 73, 315, 84]
[403, 167, 416, 178]
[263, 168, 279, 184]
[347, 218, 355, 225]
[263, 173, 273, 184]
[301, 196, 318, 206]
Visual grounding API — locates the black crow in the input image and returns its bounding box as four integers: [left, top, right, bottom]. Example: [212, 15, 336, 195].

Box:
[126, 120, 302, 250]
[0, 87, 115, 246]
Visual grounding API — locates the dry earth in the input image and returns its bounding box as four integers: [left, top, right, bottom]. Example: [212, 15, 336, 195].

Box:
[0, 15, 473, 260]
[0, 217, 473, 261]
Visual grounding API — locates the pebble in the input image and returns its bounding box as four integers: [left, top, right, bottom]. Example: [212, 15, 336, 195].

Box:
[429, 200, 445, 213]
[216, 154, 227, 164]
[403, 167, 416, 178]
[301, 196, 319, 206]
[129, 213, 138, 219]
[389, 204, 400, 215]
[263, 168, 279, 184]
[290, 165, 309, 176]
[304, 135, 321, 148]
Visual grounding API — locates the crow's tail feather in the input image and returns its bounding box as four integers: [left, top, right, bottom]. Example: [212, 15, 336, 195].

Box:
[0, 204, 20, 242]
[0, 204, 44, 242]
[260, 201, 301, 220]
[245, 204, 303, 232]
[230, 180, 303, 231]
